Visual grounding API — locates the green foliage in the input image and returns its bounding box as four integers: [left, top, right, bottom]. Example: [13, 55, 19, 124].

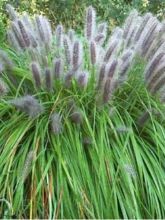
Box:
[1, 0, 165, 32]
[1, 57, 165, 218]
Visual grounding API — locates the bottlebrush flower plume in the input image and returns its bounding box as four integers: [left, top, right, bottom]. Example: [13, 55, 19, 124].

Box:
[85, 6, 96, 41]
[123, 9, 138, 39]
[21, 150, 34, 182]
[103, 39, 120, 62]
[0, 79, 8, 96]
[17, 20, 30, 47]
[6, 4, 18, 21]
[51, 113, 63, 134]
[31, 62, 41, 88]
[77, 71, 89, 88]
[68, 29, 75, 43]
[72, 40, 83, 71]
[45, 68, 52, 91]
[11, 22, 26, 49]
[55, 24, 63, 48]
[97, 63, 106, 89]
[90, 41, 97, 65]
[0, 50, 14, 70]
[53, 58, 63, 79]
[144, 52, 165, 81]
[63, 35, 72, 65]
[97, 22, 107, 35]
[9, 95, 43, 117]
[35, 15, 46, 43]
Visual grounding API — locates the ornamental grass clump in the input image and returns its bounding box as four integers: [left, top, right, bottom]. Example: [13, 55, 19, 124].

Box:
[1, 4, 165, 219]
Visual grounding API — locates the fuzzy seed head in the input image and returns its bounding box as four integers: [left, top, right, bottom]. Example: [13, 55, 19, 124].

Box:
[104, 39, 119, 62]
[45, 68, 52, 91]
[90, 41, 97, 65]
[107, 59, 118, 78]
[77, 71, 89, 88]
[70, 110, 83, 124]
[68, 29, 75, 43]
[0, 50, 14, 70]
[72, 40, 83, 71]
[145, 52, 165, 81]
[6, 4, 18, 21]
[51, 113, 63, 134]
[31, 62, 41, 88]
[21, 150, 34, 182]
[97, 63, 106, 89]
[53, 58, 63, 79]
[35, 15, 46, 43]
[0, 79, 8, 96]
[11, 22, 26, 49]
[55, 24, 63, 47]
[103, 77, 112, 104]
[63, 35, 72, 65]
[9, 95, 43, 118]
[17, 20, 30, 47]
[85, 6, 96, 40]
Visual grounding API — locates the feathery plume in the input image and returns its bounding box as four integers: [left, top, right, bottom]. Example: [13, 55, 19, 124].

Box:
[124, 164, 136, 178]
[90, 41, 97, 65]
[137, 110, 151, 127]
[21, 150, 34, 182]
[35, 15, 46, 43]
[29, 32, 38, 48]
[141, 19, 161, 56]
[85, 6, 96, 41]
[0, 50, 13, 70]
[55, 24, 63, 47]
[150, 75, 165, 95]
[125, 16, 142, 47]
[97, 63, 106, 89]
[22, 12, 33, 30]
[53, 58, 63, 79]
[6, 4, 18, 21]
[0, 79, 8, 96]
[51, 113, 63, 134]
[118, 49, 134, 82]
[147, 63, 165, 90]
[45, 68, 52, 91]
[17, 20, 30, 47]
[7, 30, 21, 51]
[77, 71, 88, 88]
[9, 95, 43, 117]
[97, 22, 107, 35]
[31, 62, 41, 88]
[83, 136, 93, 146]
[72, 40, 83, 71]
[103, 77, 112, 104]
[144, 52, 165, 81]
[63, 35, 72, 65]
[115, 126, 131, 133]
[68, 29, 75, 43]
[111, 27, 123, 40]
[64, 70, 74, 88]
[94, 33, 105, 45]
[134, 13, 152, 42]
[70, 109, 83, 124]
[42, 17, 52, 43]
[106, 59, 118, 78]
[11, 22, 26, 49]
[103, 39, 120, 62]
[123, 9, 138, 39]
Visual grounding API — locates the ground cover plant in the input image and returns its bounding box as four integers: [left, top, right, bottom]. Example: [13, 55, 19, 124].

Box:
[0, 4, 165, 219]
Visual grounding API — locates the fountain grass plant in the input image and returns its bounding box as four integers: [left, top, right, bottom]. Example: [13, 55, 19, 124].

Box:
[0, 4, 165, 219]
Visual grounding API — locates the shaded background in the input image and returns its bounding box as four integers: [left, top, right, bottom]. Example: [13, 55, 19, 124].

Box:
[0, 0, 164, 42]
